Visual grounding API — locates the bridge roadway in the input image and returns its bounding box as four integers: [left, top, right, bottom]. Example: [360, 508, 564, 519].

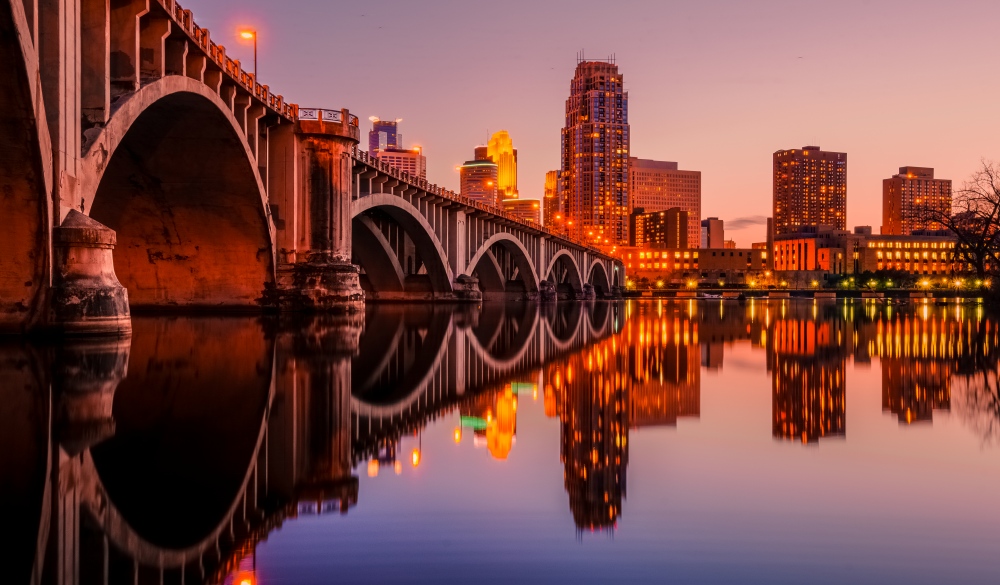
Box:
[6, 301, 619, 584]
[0, 0, 623, 336]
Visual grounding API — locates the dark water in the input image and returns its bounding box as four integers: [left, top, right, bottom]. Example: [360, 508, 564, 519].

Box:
[5, 300, 1000, 584]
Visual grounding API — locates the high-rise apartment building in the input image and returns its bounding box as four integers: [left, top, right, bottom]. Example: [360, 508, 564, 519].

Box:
[368, 117, 401, 153]
[881, 166, 952, 235]
[543, 170, 562, 228]
[629, 207, 688, 249]
[375, 147, 426, 179]
[487, 131, 518, 202]
[773, 146, 847, 235]
[628, 158, 701, 248]
[459, 159, 499, 206]
[561, 59, 630, 247]
[701, 217, 724, 248]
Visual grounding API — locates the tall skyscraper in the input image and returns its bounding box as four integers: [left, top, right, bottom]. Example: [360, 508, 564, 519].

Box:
[628, 158, 701, 248]
[487, 130, 518, 202]
[368, 117, 401, 153]
[881, 166, 952, 235]
[543, 170, 562, 228]
[460, 159, 499, 206]
[561, 58, 630, 247]
[773, 146, 847, 235]
[369, 116, 426, 179]
[701, 217, 724, 248]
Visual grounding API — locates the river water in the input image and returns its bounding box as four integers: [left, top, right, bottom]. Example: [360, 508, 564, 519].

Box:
[6, 299, 1000, 584]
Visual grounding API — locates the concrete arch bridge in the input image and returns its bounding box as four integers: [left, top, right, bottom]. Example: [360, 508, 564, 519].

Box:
[0, 0, 622, 336]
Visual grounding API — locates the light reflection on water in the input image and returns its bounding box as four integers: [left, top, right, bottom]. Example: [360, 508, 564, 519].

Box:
[5, 300, 1000, 584]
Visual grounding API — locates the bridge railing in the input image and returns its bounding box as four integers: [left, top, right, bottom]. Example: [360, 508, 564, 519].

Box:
[298, 109, 360, 126]
[351, 148, 608, 257]
[158, 0, 298, 121]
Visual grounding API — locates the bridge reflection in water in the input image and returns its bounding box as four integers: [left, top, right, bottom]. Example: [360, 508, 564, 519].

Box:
[5, 299, 1000, 584]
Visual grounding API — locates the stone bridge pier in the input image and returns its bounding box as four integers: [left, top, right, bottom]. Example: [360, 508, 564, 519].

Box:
[268, 110, 365, 312]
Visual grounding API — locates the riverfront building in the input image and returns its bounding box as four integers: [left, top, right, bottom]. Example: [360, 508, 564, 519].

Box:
[503, 199, 541, 223]
[543, 170, 561, 228]
[368, 117, 401, 153]
[882, 166, 952, 235]
[487, 131, 519, 203]
[629, 207, 688, 249]
[459, 159, 499, 206]
[629, 158, 701, 248]
[561, 58, 630, 247]
[375, 147, 426, 180]
[701, 217, 724, 249]
[773, 146, 847, 235]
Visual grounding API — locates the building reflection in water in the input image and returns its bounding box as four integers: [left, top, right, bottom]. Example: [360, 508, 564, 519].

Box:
[7, 299, 1000, 583]
[767, 304, 848, 444]
[457, 381, 532, 460]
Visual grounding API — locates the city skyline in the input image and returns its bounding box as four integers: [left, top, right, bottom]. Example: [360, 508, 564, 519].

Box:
[192, 0, 1000, 247]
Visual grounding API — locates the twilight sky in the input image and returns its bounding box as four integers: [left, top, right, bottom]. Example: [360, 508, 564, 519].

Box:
[193, 0, 1000, 246]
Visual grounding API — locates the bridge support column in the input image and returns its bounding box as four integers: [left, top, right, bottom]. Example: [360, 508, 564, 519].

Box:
[49, 210, 131, 335]
[272, 110, 364, 312]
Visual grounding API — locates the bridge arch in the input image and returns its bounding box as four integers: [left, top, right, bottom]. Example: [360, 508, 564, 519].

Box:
[467, 233, 540, 300]
[543, 249, 584, 297]
[81, 77, 274, 308]
[351, 194, 454, 298]
[588, 259, 612, 297]
[0, 2, 52, 332]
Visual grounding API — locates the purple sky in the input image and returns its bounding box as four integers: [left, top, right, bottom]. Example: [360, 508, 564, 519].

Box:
[192, 0, 1000, 246]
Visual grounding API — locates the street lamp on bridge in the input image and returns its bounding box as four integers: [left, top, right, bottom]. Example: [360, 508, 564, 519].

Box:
[238, 29, 257, 78]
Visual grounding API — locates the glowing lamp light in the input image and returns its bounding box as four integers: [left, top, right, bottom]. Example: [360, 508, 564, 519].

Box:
[411, 448, 421, 467]
[453, 427, 462, 444]
[239, 30, 255, 40]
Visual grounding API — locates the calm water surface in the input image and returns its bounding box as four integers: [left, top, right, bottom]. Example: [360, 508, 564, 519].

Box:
[6, 300, 1000, 584]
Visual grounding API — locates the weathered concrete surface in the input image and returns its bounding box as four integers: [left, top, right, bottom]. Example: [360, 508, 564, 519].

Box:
[49, 210, 130, 335]
[539, 280, 557, 303]
[271, 111, 365, 311]
[85, 81, 274, 309]
[0, 1, 53, 334]
[271, 259, 365, 312]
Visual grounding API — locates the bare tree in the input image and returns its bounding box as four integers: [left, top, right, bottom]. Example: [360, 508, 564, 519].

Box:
[920, 159, 1000, 279]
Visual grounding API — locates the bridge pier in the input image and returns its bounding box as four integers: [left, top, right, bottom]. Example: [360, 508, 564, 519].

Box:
[271, 109, 365, 313]
[48, 211, 131, 335]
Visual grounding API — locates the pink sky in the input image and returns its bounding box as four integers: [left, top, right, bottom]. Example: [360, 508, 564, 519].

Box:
[193, 0, 1000, 246]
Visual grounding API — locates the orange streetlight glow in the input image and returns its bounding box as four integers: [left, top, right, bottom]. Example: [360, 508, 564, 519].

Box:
[238, 29, 257, 77]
